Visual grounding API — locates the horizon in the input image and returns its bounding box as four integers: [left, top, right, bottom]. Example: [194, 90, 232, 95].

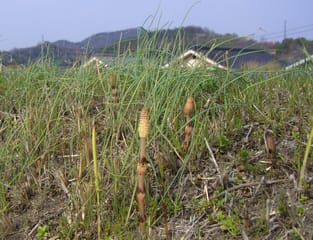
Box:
[1, 0, 313, 51]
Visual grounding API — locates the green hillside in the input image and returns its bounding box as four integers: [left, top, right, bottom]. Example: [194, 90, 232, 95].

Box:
[1, 26, 313, 67]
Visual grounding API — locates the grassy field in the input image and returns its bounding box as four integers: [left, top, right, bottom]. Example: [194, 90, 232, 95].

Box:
[0, 36, 313, 239]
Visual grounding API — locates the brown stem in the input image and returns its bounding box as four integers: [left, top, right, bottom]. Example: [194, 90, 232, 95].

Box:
[183, 125, 193, 151]
[183, 97, 194, 152]
[137, 191, 145, 232]
[110, 72, 118, 103]
[185, 114, 190, 123]
[140, 138, 146, 160]
[137, 108, 149, 234]
[137, 155, 147, 234]
[264, 129, 276, 160]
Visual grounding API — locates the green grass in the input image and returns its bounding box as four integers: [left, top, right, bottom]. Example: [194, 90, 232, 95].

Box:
[1, 31, 313, 239]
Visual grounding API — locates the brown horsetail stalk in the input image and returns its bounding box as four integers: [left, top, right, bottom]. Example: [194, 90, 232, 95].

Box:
[264, 129, 276, 159]
[183, 96, 194, 151]
[110, 72, 118, 103]
[137, 108, 149, 233]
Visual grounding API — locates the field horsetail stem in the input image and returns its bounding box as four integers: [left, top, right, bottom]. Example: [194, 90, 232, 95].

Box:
[110, 72, 118, 104]
[137, 108, 150, 234]
[183, 96, 195, 152]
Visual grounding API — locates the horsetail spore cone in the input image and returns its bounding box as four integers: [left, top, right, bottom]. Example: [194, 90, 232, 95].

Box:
[184, 96, 195, 122]
[183, 97, 194, 151]
[137, 108, 149, 233]
[138, 108, 149, 139]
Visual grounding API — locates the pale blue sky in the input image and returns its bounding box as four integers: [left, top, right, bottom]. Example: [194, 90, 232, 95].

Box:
[1, 0, 313, 50]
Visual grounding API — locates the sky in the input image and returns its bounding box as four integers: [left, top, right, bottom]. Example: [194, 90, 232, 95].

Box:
[1, 0, 313, 51]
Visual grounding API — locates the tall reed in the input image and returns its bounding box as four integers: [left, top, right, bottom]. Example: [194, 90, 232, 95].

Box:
[299, 126, 313, 190]
[92, 123, 101, 239]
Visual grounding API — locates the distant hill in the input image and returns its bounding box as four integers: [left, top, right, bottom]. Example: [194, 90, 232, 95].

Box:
[0, 28, 142, 66]
[0, 42, 85, 66]
[52, 40, 77, 49]
[0, 26, 312, 67]
[52, 28, 141, 50]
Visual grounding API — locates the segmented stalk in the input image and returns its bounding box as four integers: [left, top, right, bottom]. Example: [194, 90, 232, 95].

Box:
[137, 108, 149, 233]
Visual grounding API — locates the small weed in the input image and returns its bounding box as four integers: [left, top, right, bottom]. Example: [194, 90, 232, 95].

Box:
[238, 149, 250, 170]
[194, 198, 210, 213]
[252, 128, 263, 139]
[291, 228, 302, 239]
[297, 205, 304, 216]
[255, 217, 269, 236]
[238, 149, 262, 173]
[36, 225, 49, 238]
[239, 149, 249, 160]
[216, 210, 241, 235]
[277, 193, 289, 217]
[233, 117, 243, 129]
[218, 134, 229, 150]
[291, 127, 300, 140]
[245, 163, 255, 173]
[300, 194, 309, 202]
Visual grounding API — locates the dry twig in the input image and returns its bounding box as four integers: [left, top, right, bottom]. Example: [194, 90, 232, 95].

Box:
[204, 138, 224, 189]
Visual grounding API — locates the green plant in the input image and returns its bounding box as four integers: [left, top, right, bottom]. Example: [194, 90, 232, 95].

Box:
[297, 205, 304, 216]
[218, 134, 229, 149]
[36, 225, 49, 238]
[300, 194, 309, 202]
[291, 228, 302, 239]
[299, 125, 313, 190]
[92, 123, 101, 239]
[239, 149, 249, 160]
[216, 211, 241, 235]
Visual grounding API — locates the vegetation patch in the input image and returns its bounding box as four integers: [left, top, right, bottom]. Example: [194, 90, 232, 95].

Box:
[0, 31, 313, 239]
